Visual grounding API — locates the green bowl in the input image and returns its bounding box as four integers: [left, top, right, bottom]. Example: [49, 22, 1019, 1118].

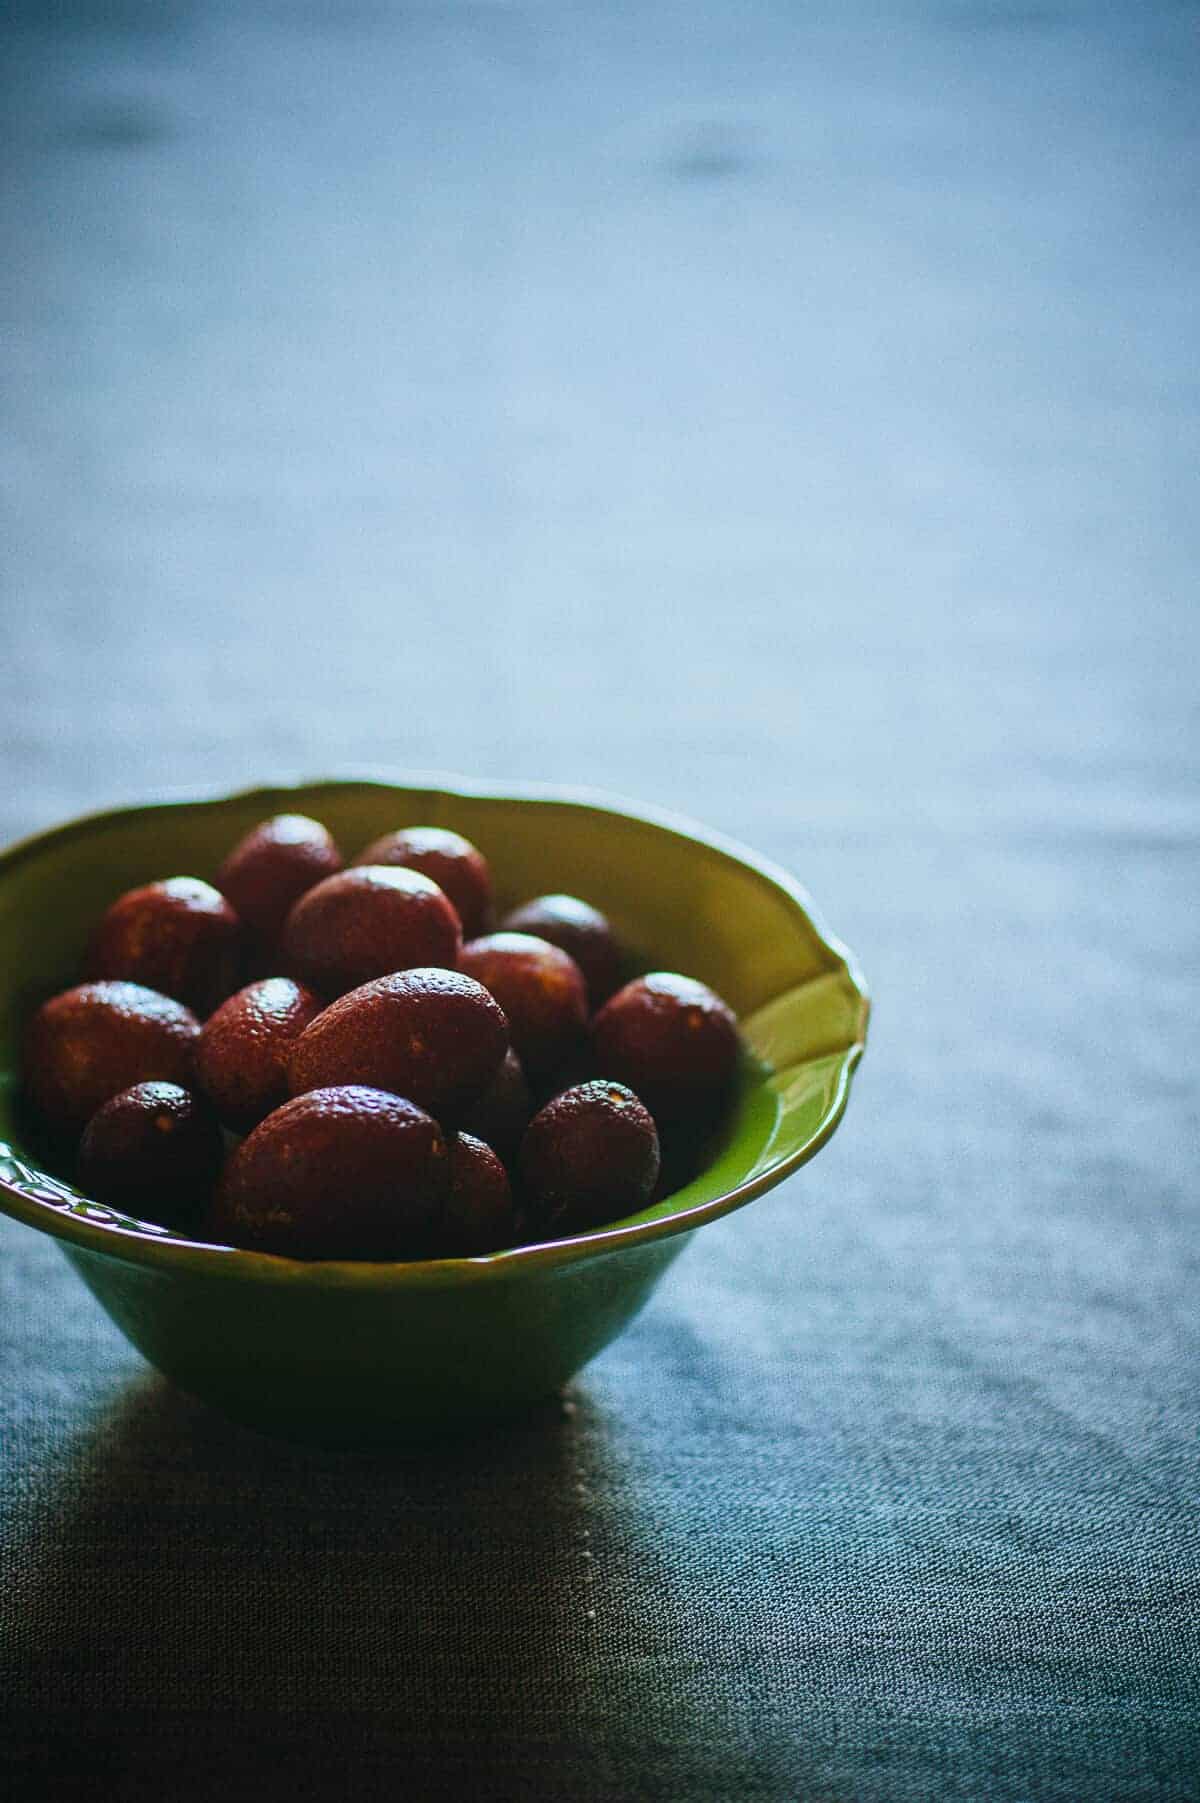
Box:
[0, 776, 869, 1442]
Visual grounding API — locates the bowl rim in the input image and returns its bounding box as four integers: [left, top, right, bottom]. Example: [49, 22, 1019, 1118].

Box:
[0, 771, 869, 1289]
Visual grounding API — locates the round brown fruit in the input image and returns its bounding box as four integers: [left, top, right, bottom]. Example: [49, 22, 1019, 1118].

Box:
[590, 973, 740, 1122]
[458, 1047, 531, 1164]
[217, 813, 342, 946]
[279, 866, 461, 1000]
[353, 826, 492, 940]
[195, 977, 323, 1133]
[458, 932, 587, 1076]
[85, 877, 243, 1017]
[519, 1080, 660, 1237]
[208, 1085, 449, 1260]
[24, 981, 201, 1137]
[288, 968, 507, 1125]
[437, 1133, 515, 1256]
[78, 1082, 223, 1227]
[499, 894, 623, 1007]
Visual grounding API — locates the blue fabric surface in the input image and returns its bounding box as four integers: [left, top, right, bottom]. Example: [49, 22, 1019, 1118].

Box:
[2, 2, 1198, 1797]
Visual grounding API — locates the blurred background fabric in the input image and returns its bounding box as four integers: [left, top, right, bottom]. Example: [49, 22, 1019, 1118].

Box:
[1, 2, 1198, 1799]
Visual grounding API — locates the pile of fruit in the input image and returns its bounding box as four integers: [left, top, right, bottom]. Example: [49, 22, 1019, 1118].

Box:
[22, 814, 741, 1260]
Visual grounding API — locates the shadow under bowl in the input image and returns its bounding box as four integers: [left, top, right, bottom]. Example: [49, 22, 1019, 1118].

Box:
[0, 775, 869, 1443]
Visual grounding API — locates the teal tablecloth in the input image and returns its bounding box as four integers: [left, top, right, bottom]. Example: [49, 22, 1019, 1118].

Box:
[2, 2, 1197, 1797]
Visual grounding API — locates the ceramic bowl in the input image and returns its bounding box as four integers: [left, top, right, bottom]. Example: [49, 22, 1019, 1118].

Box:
[0, 776, 869, 1442]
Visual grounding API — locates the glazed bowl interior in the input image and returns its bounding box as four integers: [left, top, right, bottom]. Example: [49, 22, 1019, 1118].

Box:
[0, 776, 868, 1276]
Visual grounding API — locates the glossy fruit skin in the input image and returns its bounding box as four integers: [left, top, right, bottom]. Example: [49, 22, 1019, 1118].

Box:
[23, 981, 202, 1137]
[217, 814, 342, 946]
[352, 826, 492, 940]
[458, 932, 587, 1077]
[208, 1085, 449, 1261]
[458, 1047, 532, 1165]
[77, 1081, 223, 1227]
[288, 968, 508, 1125]
[519, 1080, 660, 1237]
[499, 894, 623, 1007]
[590, 972, 740, 1122]
[195, 978, 323, 1133]
[85, 877, 243, 1017]
[438, 1133, 515, 1256]
[279, 865, 461, 1000]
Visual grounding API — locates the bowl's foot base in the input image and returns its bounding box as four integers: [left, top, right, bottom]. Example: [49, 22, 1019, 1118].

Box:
[169, 1377, 574, 1449]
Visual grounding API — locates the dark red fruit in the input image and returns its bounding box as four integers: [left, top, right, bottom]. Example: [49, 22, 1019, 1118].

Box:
[437, 1133, 515, 1256]
[353, 826, 493, 939]
[458, 1047, 532, 1164]
[24, 981, 201, 1137]
[85, 877, 243, 1017]
[499, 894, 623, 1007]
[195, 977, 323, 1133]
[279, 865, 461, 999]
[217, 813, 342, 946]
[208, 1085, 449, 1260]
[458, 932, 587, 1076]
[77, 1081, 223, 1227]
[519, 1079, 660, 1237]
[287, 967, 508, 1124]
[590, 973, 740, 1121]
